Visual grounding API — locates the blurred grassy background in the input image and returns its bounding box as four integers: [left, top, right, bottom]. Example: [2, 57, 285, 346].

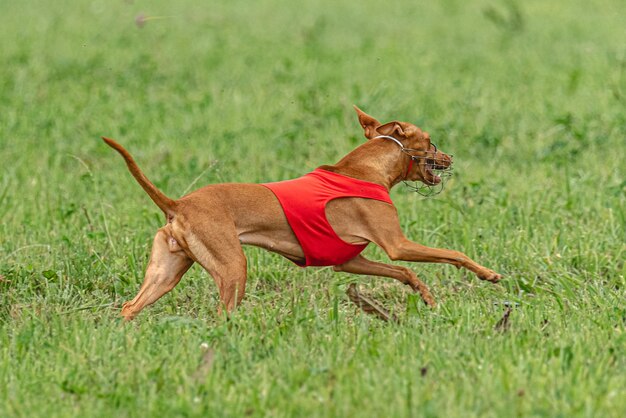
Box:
[0, 0, 625, 417]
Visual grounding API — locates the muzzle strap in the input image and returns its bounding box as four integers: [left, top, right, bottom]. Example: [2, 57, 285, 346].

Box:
[405, 157, 414, 179]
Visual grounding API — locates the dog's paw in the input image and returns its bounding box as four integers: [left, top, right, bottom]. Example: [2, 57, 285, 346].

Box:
[120, 302, 137, 321]
[477, 269, 502, 283]
[409, 282, 437, 307]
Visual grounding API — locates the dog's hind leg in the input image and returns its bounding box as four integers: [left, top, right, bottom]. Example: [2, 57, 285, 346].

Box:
[121, 228, 194, 320]
[334, 255, 436, 307]
[184, 229, 248, 315]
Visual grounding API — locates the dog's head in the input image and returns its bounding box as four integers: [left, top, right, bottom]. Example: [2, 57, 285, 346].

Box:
[354, 106, 452, 186]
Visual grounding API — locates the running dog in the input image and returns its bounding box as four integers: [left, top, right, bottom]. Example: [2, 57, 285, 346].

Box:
[103, 106, 501, 320]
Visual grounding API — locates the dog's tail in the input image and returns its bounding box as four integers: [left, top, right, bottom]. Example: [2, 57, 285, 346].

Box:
[101, 137, 175, 215]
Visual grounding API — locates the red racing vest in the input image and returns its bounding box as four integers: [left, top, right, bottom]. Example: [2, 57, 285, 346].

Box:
[262, 168, 393, 267]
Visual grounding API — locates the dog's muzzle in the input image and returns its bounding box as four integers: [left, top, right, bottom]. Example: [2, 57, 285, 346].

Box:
[374, 135, 454, 197]
[406, 145, 454, 197]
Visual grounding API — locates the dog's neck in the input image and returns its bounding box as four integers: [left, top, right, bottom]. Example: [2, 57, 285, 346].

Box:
[318, 139, 409, 190]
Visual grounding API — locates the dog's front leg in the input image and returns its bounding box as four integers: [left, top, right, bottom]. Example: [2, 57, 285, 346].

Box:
[334, 255, 436, 306]
[353, 203, 502, 283]
[384, 238, 502, 282]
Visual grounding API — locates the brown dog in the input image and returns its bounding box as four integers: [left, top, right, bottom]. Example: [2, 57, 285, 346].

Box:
[104, 106, 501, 320]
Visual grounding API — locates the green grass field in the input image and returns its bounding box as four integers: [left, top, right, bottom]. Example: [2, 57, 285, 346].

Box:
[1, 0, 625, 416]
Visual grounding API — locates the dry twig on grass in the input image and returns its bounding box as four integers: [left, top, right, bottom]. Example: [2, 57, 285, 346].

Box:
[346, 283, 398, 323]
[494, 307, 513, 332]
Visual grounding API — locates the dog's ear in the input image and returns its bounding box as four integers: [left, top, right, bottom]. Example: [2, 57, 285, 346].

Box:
[376, 121, 406, 139]
[354, 105, 381, 139]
